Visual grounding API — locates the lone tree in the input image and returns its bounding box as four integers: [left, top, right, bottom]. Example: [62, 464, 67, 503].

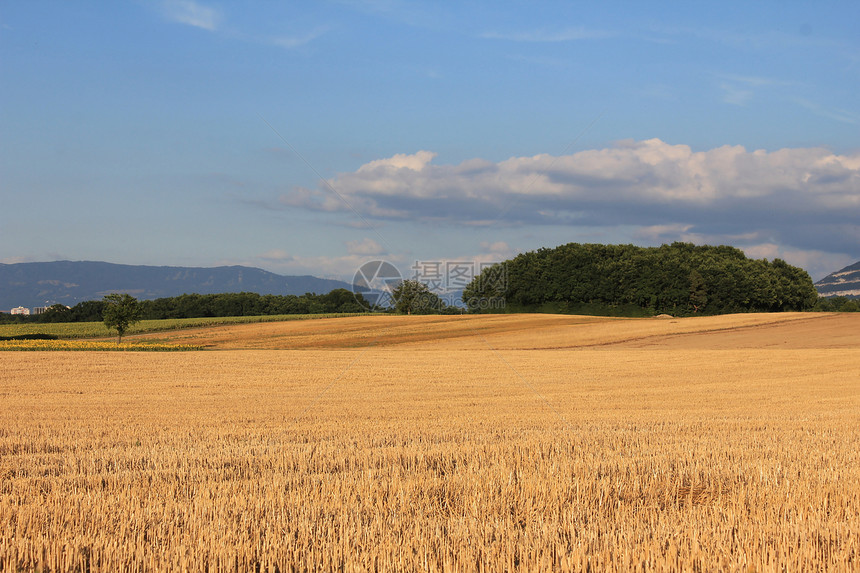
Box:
[102, 293, 143, 343]
[391, 279, 445, 315]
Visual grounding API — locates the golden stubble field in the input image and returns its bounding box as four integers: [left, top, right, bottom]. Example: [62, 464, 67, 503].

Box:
[1, 313, 859, 571]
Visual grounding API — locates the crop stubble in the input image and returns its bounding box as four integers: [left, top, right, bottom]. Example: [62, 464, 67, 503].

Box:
[1, 314, 859, 571]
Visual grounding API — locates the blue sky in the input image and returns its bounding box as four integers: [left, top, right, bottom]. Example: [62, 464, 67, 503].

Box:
[2, 1, 858, 283]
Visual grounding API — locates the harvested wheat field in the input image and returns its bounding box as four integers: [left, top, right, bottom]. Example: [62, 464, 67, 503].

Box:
[121, 310, 858, 350]
[2, 313, 859, 571]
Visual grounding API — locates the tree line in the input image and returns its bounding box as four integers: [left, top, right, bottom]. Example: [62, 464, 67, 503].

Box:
[2, 246, 854, 323]
[463, 242, 823, 316]
[0, 289, 372, 323]
[813, 296, 860, 312]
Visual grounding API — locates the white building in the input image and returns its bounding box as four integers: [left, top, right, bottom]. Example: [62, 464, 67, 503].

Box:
[10, 306, 31, 315]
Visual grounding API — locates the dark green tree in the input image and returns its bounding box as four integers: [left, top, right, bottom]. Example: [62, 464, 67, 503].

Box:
[688, 270, 708, 313]
[814, 296, 860, 312]
[69, 300, 106, 322]
[102, 293, 143, 343]
[462, 242, 818, 316]
[38, 304, 73, 323]
[392, 280, 445, 314]
[462, 263, 507, 311]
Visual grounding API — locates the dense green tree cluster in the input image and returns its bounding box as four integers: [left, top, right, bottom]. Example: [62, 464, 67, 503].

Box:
[463, 242, 819, 316]
[137, 289, 370, 319]
[0, 289, 371, 323]
[813, 296, 860, 312]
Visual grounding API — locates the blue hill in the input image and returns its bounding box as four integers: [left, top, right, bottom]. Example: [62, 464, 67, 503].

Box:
[0, 261, 354, 311]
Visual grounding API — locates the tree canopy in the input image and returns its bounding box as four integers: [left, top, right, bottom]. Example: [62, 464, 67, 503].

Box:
[102, 293, 143, 343]
[392, 280, 448, 314]
[137, 289, 371, 318]
[463, 242, 819, 316]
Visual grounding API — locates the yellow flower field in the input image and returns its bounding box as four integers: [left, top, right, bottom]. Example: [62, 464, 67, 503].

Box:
[0, 339, 202, 351]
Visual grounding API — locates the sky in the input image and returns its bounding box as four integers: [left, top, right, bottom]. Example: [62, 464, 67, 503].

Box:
[1, 1, 859, 284]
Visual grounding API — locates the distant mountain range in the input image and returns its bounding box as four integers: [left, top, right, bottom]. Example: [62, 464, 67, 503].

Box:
[0, 261, 354, 311]
[814, 261, 860, 298]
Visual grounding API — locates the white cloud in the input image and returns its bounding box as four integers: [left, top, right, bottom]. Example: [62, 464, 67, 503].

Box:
[634, 224, 695, 242]
[793, 97, 860, 126]
[713, 73, 793, 107]
[720, 82, 753, 106]
[346, 238, 386, 256]
[1, 256, 34, 264]
[480, 241, 513, 255]
[279, 139, 860, 261]
[161, 0, 221, 31]
[291, 139, 860, 212]
[270, 27, 330, 48]
[715, 73, 792, 88]
[740, 244, 857, 282]
[258, 249, 295, 263]
[481, 27, 612, 42]
[357, 150, 437, 173]
[251, 251, 376, 281]
[158, 1, 328, 48]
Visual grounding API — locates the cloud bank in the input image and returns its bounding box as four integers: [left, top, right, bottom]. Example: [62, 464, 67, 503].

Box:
[282, 139, 860, 257]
